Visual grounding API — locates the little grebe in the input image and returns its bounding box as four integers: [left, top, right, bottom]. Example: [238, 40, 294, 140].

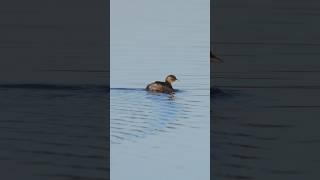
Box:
[146, 75, 178, 93]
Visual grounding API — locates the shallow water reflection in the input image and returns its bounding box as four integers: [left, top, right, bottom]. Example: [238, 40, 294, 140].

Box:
[111, 87, 209, 180]
[111, 89, 181, 144]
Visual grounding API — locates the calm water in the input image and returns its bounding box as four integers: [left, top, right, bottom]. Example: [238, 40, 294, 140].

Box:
[0, 85, 108, 180]
[111, 0, 210, 179]
[212, 0, 320, 179]
[0, 1, 108, 179]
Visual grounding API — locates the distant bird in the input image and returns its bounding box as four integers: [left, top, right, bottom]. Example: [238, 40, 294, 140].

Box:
[210, 49, 223, 63]
[146, 75, 178, 94]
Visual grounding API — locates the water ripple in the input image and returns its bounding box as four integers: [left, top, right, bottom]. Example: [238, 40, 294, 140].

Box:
[111, 88, 208, 144]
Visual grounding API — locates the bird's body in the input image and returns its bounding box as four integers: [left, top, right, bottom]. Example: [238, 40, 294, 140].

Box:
[146, 75, 177, 94]
[146, 81, 174, 93]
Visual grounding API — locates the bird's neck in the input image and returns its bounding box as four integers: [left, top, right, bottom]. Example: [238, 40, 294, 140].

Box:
[165, 81, 173, 88]
[165, 80, 172, 84]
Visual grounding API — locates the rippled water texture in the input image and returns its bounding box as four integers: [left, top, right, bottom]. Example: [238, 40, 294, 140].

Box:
[111, 0, 210, 179]
[212, 0, 320, 179]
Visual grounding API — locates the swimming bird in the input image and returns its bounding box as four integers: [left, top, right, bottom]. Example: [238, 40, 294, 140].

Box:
[210, 49, 223, 63]
[146, 75, 178, 94]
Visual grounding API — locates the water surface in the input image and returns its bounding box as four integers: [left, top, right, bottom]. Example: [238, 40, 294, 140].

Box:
[0, 1, 108, 179]
[111, 0, 210, 179]
[212, 0, 320, 179]
[0, 85, 108, 180]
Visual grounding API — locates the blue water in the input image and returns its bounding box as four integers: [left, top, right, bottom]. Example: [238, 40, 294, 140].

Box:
[111, 0, 210, 179]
